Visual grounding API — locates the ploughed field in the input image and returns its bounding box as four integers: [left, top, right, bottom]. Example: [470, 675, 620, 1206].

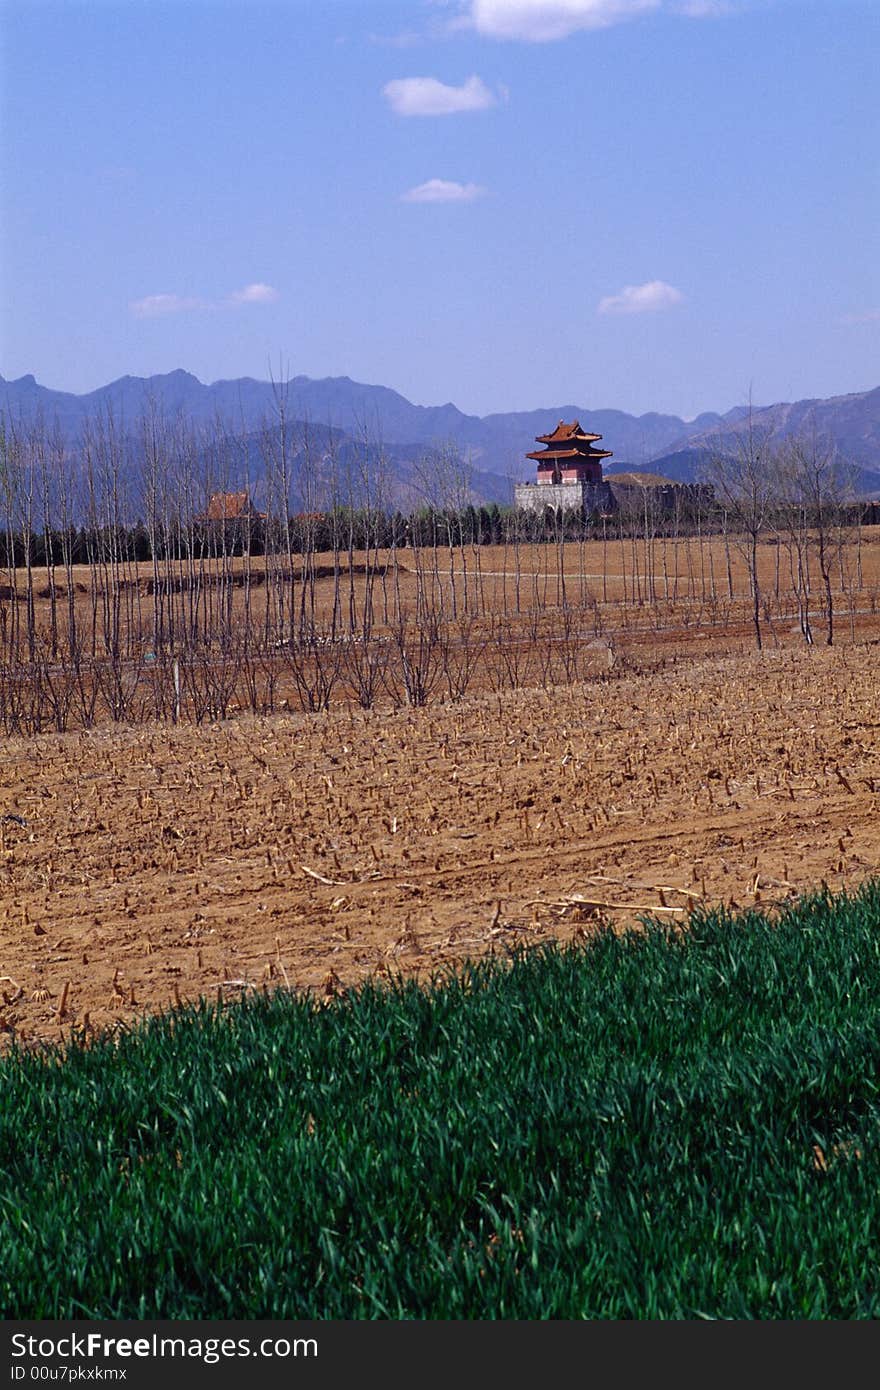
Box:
[2, 639, 879, 1046]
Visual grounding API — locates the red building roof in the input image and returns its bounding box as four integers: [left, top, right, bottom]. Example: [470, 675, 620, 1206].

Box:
[527, 445, 613, 461]
[534, 419, 604, 445]
[203, 491, 263, 521]
[526, 418, 613, 473]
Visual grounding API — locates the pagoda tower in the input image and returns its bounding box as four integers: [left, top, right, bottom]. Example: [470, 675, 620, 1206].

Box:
[514, 418, 614, 516]
[526, 420, 612, 486]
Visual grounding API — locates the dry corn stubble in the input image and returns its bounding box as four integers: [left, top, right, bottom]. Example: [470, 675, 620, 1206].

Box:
[1, 641, 879, 1044]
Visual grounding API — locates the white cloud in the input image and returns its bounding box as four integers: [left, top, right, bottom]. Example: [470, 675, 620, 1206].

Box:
[597, 280, 684, 314]
[383, 74, 497, 115]
[228, 283, 279, 305]
[466, 0, 659, 42]
[840, 309, 880, 326]
[402, 178, 487, 202]
[130, 285, 279, 318]
[129, 293, 203, 319]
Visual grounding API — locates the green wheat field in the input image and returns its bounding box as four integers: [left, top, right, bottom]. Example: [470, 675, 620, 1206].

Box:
[4, 882, 880, 1319]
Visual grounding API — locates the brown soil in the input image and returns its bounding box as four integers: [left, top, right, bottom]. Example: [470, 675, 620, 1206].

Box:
[2, 639, 879, 1048]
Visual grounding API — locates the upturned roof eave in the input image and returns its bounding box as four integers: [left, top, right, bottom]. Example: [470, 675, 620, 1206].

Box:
[527, 448, 613, 461]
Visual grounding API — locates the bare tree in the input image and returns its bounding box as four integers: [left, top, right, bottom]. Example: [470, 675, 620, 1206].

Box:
[771, 440, 815, 644]
[780, 432, 855, 646]
[702, 410, 777, 650]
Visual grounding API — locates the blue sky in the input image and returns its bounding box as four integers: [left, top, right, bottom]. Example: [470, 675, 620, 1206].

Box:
[1, 0, 877, 418]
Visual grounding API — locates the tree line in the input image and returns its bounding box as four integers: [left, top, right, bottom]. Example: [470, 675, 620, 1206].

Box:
[0, 397, 869, 734]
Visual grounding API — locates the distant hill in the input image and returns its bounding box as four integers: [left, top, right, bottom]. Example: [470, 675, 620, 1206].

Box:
[0, 369, 724, 474]
[694, 388, 880, 468]
[607, 452, 712, 486]
[2, 370, 878, 505]
[652, 388, 880, 491]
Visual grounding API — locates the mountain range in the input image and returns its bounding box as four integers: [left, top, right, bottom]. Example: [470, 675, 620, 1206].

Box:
[2, 370, 879, 503]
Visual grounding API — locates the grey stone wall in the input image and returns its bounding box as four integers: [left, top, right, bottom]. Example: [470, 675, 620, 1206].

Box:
[514, 480, 613, 516]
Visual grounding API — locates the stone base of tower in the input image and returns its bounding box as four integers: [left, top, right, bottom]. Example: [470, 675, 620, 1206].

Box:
[514, 479, 613, 518]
